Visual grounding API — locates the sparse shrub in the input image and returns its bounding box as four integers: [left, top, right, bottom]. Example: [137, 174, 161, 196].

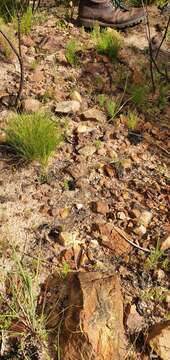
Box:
[130, 85, 147, 106]
[127, 112, 139, 131]
[106, 99, 118, 119]
[98, 94, 106, 107]
[93, 26, 122, 60]
[0, 250, 49, 358]
[0, 0, 29, 22]
[0, 19, 16, 59]
[12, 6, 33, 35]
[145, 240, 170, 271]
[6, 112, 62, 169]
[65, 39, 79, 66]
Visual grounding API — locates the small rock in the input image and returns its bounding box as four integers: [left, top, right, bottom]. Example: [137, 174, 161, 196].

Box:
[79, 145, 96, 157]
[121, 158, 132, 169]
[55, 100, 80, 114]
[76, 203, 83, 210]
[117, 212, 126, 220]
[22, 98, 41, 113]
[81, 108, 106, 122]
[139, 211, 152, 227]
[95, 201, 109, 215]
[147, 321, 170, 360]
[59, 232, 77, 246]
[126, 304, 144, 332]
[0, 130, 7, 143]
[161, 235, 170, 251]
[67, 162, 88, 180]
[31, 68, 44, 82]
[107, 149, 118, 159]
[131, 208, 141, 218]
[76, 124, 91, 134]
[22, 35, 34, 47]
[134, 225, 147, 236]
[97, 223, 132, 255]
[71, 90, 82, 103]
[59, 208, 69, 219]
[153, 269, 165, 281]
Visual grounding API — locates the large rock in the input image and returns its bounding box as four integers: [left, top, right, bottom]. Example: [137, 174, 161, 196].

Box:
[22, 98, 41, 113]
[147, 321, 170, 360]
[55, 100, 80, 114]
[81, 108, 106, 122]
[59, 272, 126, 360]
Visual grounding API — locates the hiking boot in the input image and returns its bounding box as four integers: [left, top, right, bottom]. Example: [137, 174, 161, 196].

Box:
[77, 0, 145, 29]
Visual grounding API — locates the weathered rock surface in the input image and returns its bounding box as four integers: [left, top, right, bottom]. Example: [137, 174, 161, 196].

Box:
[147, 321, 170, 360]
[22, 98, 41, 113]
[59, 271, 126, 360]
[97, 223, 132, 255]
[55, 100, 80, 114]
[81, 108, 106, 122]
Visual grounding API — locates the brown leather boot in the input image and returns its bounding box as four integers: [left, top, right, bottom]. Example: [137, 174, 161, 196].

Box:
[77, 0, 145, 29]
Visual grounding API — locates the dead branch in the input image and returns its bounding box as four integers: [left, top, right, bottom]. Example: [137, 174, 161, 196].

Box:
[112, 225, 151, 253]
[155, 16, 170, 59]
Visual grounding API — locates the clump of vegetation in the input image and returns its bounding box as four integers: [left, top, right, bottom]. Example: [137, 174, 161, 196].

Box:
[130, 84, 147, 106]
[92, 26, 122, 60]
[0, 251, 49, 358]
[65, 39, 79, 66]
[6, 112, 62, 169]
[12, 6, 33, 35]
[98, 94, 107, 107]
[106, 99, 119, 119]
[127, 112, 139, 131]
[145, 241, 170, 272]
[0, 18, 16, 59]
[0, 0, 16, 22]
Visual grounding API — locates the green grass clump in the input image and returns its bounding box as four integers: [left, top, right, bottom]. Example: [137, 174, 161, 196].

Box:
[12, 6, 33, 35]
[65, 39, 79, 66]
[127, 112, 139, 131]
[130, 85, 147, 106]
[93, 27, 122, 60]
[6, 112, 62, 169]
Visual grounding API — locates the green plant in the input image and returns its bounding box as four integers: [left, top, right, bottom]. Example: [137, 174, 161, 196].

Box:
[127, 112, 139, 131]
[94, 139, 103, 149]
[141, 287, 167, 302]
[130, 85, 147, 106]
[93, 26, 122, 60]
[60, 262, 70, 279]
[106, 99, 118, 119]
[65, 39, 79, 66]
[145, 240, 169, 271]
[0, 250, 49, 358]
[6, 112, 62, 169]
[98, 94, 106, 107]
[0, 0, 29, 22]
[0, 20, 16, 59]
[12, 6, 33, 35]
[29, 59, 38, 71]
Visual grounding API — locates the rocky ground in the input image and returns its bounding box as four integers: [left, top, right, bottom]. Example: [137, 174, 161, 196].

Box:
[0, 3, 169, 360]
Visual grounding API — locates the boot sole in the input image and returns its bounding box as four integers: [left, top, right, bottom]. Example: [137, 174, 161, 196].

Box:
[77, 15, 145, 29]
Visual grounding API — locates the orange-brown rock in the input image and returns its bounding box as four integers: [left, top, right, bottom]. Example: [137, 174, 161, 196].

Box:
[97, 223, 132, 255]
[59, 271, 126, 360]
[147, 321, 170, 360]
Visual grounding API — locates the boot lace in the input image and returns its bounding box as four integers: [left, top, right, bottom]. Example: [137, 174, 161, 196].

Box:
[112, 0, 129, 11]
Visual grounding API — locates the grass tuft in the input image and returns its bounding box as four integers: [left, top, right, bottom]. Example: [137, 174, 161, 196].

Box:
[92, 26, 122, 60]
[127, 112, 139, 131]
[65, 39, 79, 66]
[5, 112, 62, 169]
